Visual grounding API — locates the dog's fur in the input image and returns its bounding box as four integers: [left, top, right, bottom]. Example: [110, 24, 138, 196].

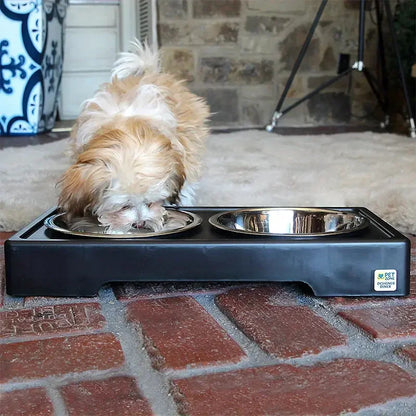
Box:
[57, 41, 210, 232]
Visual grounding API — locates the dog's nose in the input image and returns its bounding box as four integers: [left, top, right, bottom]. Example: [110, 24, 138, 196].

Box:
[132, 221, 145, 229]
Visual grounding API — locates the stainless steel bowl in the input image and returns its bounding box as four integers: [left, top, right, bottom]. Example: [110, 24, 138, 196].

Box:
[208, 208, 369, 237]
[44, 209, 202, 238]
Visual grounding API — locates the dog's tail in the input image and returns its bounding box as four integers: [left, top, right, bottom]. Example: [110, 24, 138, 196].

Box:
[111, 39, 160, 78]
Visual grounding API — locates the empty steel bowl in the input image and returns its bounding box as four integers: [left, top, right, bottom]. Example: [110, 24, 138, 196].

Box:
[208, 208, 369, 237]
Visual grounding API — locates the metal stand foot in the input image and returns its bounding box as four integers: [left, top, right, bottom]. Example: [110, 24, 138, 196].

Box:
[409, 118, 416, 139]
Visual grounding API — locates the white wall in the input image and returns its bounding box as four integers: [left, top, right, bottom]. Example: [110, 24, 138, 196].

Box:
[59, 0, 158, 120]
[59, 2, 122, 119]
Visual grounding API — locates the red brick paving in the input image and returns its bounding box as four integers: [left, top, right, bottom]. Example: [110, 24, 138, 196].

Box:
[0, 232, 15, 246]
[127, 296, 246, 370]
[0, 302, 105, 338]
[216, 286, 347, 358]
[338, 304, 416, 339]
[172, 359, 416, 416]
[408, 235, 416, 256]
[0, 232, 415, 415]
[61, 377, 153, 416]
[0, 333, 124, 383]
[0, 388, 54, 416]
[411, 258, 416, 275]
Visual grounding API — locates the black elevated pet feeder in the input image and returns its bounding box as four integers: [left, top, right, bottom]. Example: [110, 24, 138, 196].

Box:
[4, 207, 410, 297]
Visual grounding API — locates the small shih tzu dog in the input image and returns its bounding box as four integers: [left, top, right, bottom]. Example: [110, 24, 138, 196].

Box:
[57, 40, 210, 233]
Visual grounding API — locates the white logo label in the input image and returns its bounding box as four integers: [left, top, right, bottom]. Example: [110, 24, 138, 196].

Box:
[374, 269, 397, 291]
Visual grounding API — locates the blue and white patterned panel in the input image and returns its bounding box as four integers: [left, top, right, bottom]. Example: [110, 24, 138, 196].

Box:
[0, 0, 68, 136]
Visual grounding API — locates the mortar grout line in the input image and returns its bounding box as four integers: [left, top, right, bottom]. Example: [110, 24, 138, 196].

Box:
[182, 294, 350, 373]
[1, 293, 24, 309]
[307, 298, 416, 376]
[193, 293, 279, 362]
[347, 395, 416, 416]
[193, 293, 416, 376]
[314, 296, 416, 310]
[0, 294, 100, 311]
[0, 368, 130, 393]
[0, 328, 110, 345]
[163, 294, 353, 380]
[167, 294, 348, 377]
[97, 287, 180, 416]
[21, 296, 101, 307]
[46, 386, 69, 416]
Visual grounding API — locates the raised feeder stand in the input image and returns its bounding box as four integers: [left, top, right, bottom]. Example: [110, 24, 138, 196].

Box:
[4, 207, 410, 297]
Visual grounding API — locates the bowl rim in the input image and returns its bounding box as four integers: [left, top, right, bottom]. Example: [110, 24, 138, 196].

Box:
[208, 207, 369, 237]
[44, 209, 202, 239]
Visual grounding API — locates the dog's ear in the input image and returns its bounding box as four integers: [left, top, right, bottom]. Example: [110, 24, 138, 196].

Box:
[57, 161, 110, 218]
[165, 170, 185, 205]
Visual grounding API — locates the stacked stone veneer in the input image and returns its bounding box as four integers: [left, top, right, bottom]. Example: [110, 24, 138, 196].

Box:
[158, 0, 380, 128]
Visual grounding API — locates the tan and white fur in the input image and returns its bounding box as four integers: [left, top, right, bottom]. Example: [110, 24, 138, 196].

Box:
[57, 40, 210, 233]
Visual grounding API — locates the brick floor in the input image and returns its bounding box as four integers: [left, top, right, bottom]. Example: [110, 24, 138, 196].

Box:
[338, 304, 416, 339]
[0, 333, 124, 383]
[0, 388, 54, 416]
[0, 302, 105, 338]
[172, 359, 416, 416]
[215, 286, 347, 358]
[61, 377, 153, 416]
[0, 232, 14, 246]
[0, 233, 415, 415]
[127, 296, 246, 370]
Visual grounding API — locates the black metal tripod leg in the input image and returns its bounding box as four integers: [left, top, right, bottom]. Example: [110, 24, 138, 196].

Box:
[266, 0, 328, 131]
[383, 0, 416, 137]
[374, 0, 389, 121]
[357, 0, 366, 63]
[279, 68, 352, 118]
[362, 67, 386, 112]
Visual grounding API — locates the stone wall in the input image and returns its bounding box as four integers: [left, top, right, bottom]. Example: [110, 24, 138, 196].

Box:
[158, 0, 381, 128]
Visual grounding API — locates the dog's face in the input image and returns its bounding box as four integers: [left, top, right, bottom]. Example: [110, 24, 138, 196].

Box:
[58, 121, 184, 232]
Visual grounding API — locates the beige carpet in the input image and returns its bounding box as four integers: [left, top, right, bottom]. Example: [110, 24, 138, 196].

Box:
[1, 130, 416, 234]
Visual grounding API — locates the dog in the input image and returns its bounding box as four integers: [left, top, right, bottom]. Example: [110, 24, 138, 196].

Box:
[57, 40, 210, 233]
